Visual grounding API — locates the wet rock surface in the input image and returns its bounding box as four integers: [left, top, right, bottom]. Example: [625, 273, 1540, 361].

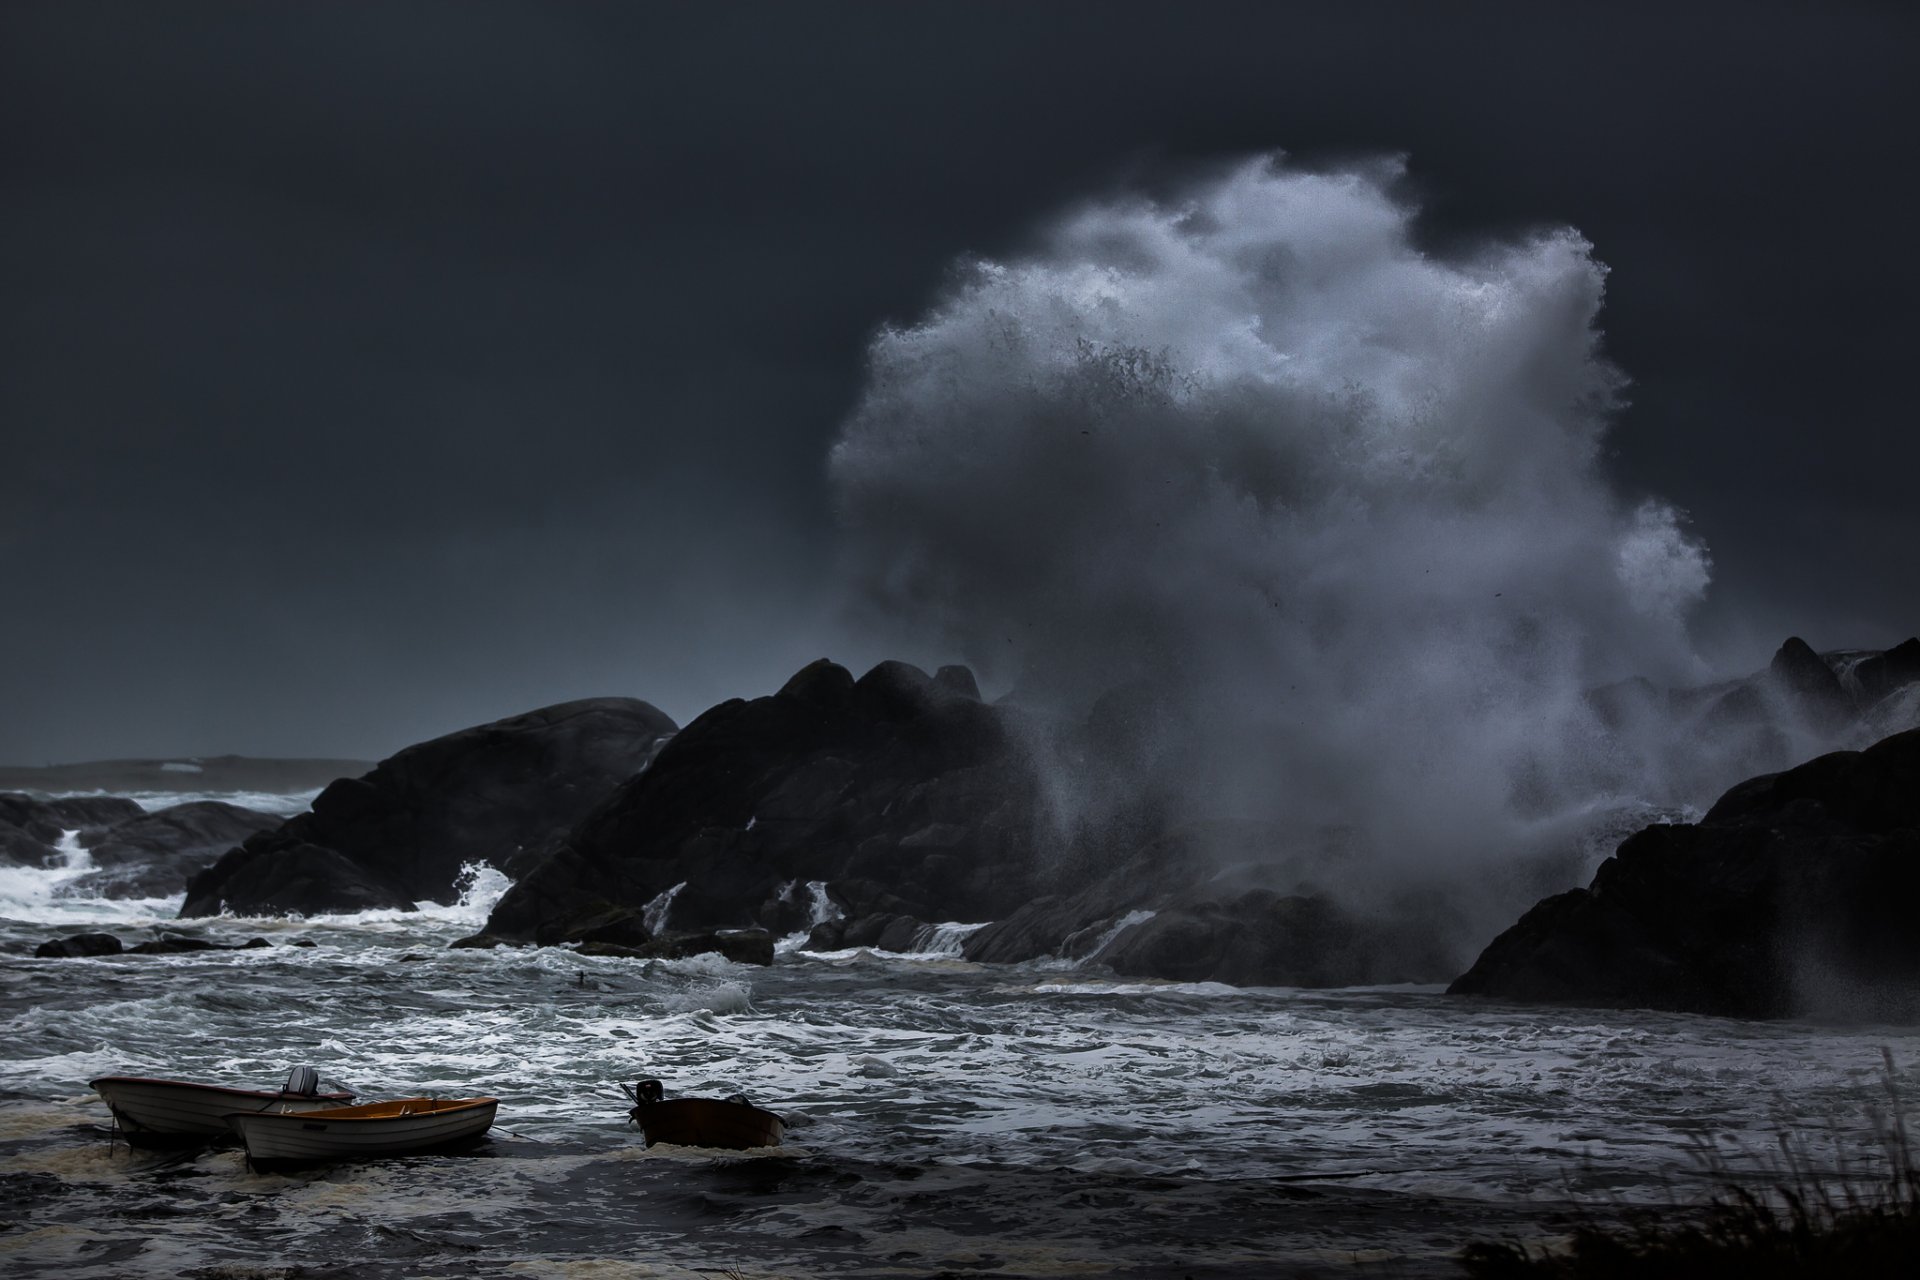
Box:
[1451, 727, 1920, 1019]
[181, 698, 676, 917]
[480, 660, 1049, 950]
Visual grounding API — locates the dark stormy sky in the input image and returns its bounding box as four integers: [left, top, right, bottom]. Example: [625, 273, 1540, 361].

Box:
[3, 1, 1915, 764]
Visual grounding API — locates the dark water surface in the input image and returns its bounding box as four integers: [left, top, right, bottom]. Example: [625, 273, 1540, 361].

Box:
[4, 824, 1918, 1277]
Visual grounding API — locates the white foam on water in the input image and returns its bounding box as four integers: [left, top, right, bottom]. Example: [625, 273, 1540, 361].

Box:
[37, 787, 321, 817]
[641, 880, 685, 934]
[910, 920, 990, 957]
[776, 879, 846, 953]
[0, 831, 191, 930]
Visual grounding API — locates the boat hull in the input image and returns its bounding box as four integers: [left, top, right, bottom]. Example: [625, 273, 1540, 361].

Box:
[225, 1097, 498, 1170]
[630, 1097, 784, 1150]
[91, 1076, 355, 1148]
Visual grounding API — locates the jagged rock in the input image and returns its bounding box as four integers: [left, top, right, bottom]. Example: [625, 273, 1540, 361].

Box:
[1450, 728, 1920, 1020]
[481, 659, 1045, 947]
[180, 698, 676, 918]
[34, 932, 124, 958]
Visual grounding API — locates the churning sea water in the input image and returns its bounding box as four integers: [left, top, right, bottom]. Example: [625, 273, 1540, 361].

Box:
[4, 792, 1918, 1278]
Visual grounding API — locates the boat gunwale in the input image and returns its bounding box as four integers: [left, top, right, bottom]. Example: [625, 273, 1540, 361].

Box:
[224, 1096, 499, 1126]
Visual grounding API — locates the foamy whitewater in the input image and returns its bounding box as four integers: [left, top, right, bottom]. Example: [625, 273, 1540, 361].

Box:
[4, 790, 1918, 1279]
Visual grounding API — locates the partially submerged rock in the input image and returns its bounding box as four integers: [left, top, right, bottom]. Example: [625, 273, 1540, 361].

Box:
[181, 698, 676, 917]
[34, 932, 124, 958]
[1450, 728, 1920, 1020]
[31, 932, 270, 957]
[570, 927, 775, 966]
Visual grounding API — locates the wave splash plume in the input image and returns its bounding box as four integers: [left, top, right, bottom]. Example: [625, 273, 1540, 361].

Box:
[830, 154, 1712, 902]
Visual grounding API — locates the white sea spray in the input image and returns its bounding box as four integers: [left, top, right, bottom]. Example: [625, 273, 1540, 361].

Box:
[829, 154, 1723, 924]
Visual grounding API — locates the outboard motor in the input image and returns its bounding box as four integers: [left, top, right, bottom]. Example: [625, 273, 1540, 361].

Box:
[283, 1065, 321, 1097]
[634, 1078, 664, 1105]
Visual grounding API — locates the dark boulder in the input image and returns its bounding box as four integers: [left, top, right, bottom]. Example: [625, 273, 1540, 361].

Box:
[180, 697, 676, 918]
[1450, 728, 1920, 1020]
[127, 934, 271, 955]
[481, 659, 1049, 947]
[34, 932, 124, 958]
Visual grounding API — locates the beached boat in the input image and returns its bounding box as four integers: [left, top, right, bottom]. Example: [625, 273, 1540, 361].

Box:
[622, 1078, 784, 1149]
[91, 1067, 354, 1147]
[225, 1096, 498, 1169]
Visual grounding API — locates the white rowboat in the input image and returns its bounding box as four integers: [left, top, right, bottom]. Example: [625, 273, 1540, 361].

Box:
[92, 1071, 355, 1147]
[225, 1096, 498, 1169]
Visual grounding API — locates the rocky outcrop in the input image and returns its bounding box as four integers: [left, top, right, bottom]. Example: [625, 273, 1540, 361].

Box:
[1449, 728, 1920, 1020]
[33, 932, 271, 957]
[475, 668, 1467, 986]
[476, 660, 1050, 949]
[34, 932, 124, 958]
[180, 698, 676, 917]
[1, 793, 145, 864]
[62, 801, 281, 898]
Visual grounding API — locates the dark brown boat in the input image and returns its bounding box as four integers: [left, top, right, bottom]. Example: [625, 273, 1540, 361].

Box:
[622, 1078, 784, 1150]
